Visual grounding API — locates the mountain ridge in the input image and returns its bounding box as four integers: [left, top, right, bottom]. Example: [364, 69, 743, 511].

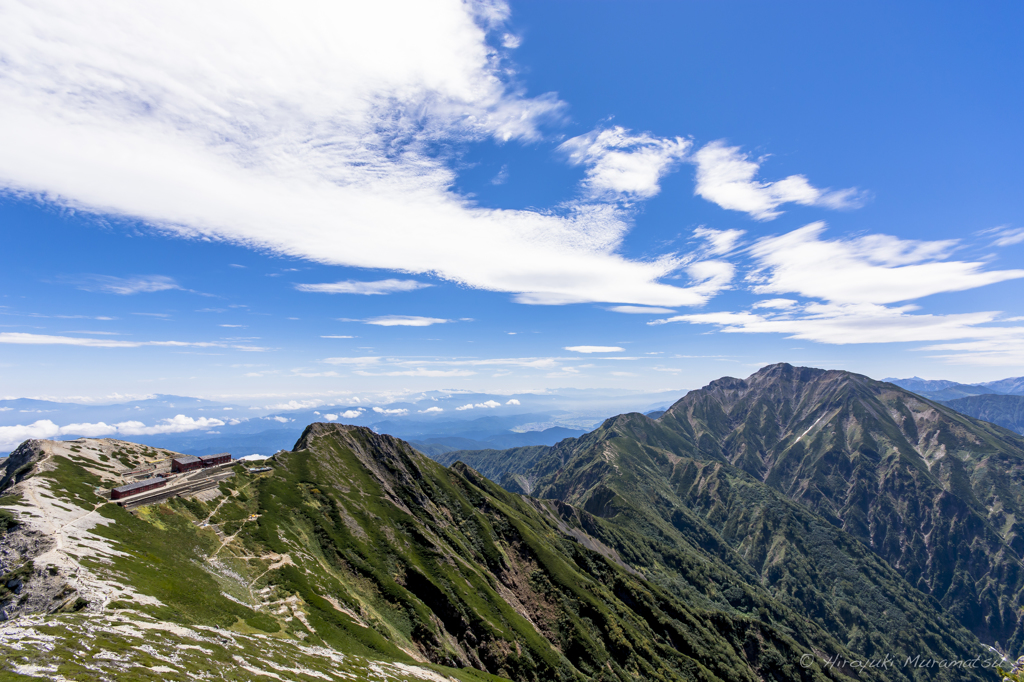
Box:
[434, 363, 1024, 652]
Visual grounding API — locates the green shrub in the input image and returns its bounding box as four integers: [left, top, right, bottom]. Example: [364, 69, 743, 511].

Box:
[0, 508, 18, 534]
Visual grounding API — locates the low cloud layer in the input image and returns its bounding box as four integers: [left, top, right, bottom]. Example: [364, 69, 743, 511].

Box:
[0, 414, 225, 451]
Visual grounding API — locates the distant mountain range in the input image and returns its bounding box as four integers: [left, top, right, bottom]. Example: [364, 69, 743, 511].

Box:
[0, 389, 680, 457]
[882, 376, 1024, 436]
[884, 375, 1024, 400]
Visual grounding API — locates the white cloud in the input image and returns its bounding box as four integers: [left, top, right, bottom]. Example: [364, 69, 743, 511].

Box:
[455, 399, 502, 410]
[0, 333, 140, 348]
[295, 279, 431, 295]
[693, 141, 865, 220]
[693, 227, 745, 256]
[980, 226, 1024, 247]
[644, 222, 1024, 364]
[752, 298, 798, 310]
[0, 1, 723, 308]
[264, 399, 322, 411]
[564, 346, 625, 353]
[70, 274, 182, 295]
[749, 223, 1024, 304]
[372, 407, 408, 416]
[419, 406, 444, 413]
[559, 126, 691, 200]
[0, 420, 63, 448]
[340, 409, 364, 419]
[362, 316, 449, 327]
[115, 415, 227, 435]
[354, 368, 476, 377]
[321, 335, 356, 339]
[0, 414, 225, 450]
[0, 332, 268, 351]
[608, 306, 677, 314]
[322, 356, 381, 365]
[651, 303, 1024, 364]
[265, 416, 292, 423]
[505, 398, 520, 405]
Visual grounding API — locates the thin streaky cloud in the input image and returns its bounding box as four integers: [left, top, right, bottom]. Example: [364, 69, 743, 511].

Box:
[0, 332, 268, 351]
[749, 223, 1024, 305]
[356, 368, 475, 377]
[66, 274, 182, 295]
[363, 316, 449, 327]
[979, 226, 1024, 247]
[650, 303, 1024, 364]
[322, 357, 382, 366]
[607, 306, 676, 314]
[564, 345, 625, 353]
[295, 279, 432, 295]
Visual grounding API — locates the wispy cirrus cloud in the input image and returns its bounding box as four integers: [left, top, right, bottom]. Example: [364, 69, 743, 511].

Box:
[693, 142, 866, 220]
[0, 0, 731, 308]
[363, 316, 449, 327]
[295, 279, 431, 295]
[979, 225, 1024, 247]
[0, 332, 268, 351]
[565, 345, 625, 353]
[650, 223, 1024, 363]
[355, 368, 476, 377]
[748, 223, 1024, 304]
[607, 306, 676, 314]
[66, 274, 183, 295]
[322, 357, 382, 366]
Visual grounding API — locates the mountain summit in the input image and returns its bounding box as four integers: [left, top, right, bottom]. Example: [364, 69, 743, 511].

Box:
[438, 363, 1024, 652]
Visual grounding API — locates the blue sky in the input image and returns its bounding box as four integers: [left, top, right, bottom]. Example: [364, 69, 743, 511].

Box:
[1, 0, 1023, 407]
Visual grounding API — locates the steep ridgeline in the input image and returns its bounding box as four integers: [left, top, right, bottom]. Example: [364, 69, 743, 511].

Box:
[658, 364, 1024, 649]
[1, 426, 908, 681]
[433, 364, 1024, 659]
[254, 424, 883, 681]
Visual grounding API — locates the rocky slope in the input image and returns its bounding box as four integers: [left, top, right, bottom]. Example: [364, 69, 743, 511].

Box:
[658, 364, 1024, 649]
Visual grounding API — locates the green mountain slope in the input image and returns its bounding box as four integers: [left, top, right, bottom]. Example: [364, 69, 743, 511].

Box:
[434, 364, 1024, 656]
[658, 364, 1024, 649]
[6, 424, 939, 681]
